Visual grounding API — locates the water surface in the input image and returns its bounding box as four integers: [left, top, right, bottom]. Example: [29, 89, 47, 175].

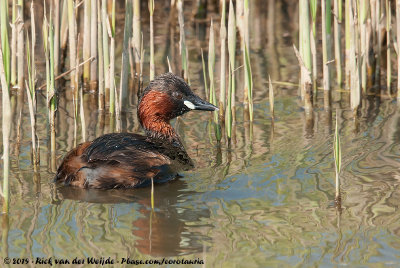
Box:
[1, 1, 400, 267]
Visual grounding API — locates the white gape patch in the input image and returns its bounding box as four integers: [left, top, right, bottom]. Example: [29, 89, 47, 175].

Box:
[184, 100, 195, 110]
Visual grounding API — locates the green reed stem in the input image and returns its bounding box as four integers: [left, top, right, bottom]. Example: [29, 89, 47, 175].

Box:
[1, 0, 10, 86]
[322, 0, 331, 108]
[201, 48, 208, 97]
[226, 0, 236, 140]
[334, 111, 341, 199]
[53, 0, 60, 77]
[10, 0, 16, 86]
[244, 43, 253, 122]
[244, 0, 253, 121]
[0, 47, 11, 213]
[120, 0, 132, 110]
[309, 0, 317, 93]
[208, 20, 215, 104]
[219, 0, 226, 120]
[151, 178, 154, 210]
[208, 20, 221, 141]
[177, 0, 189, 83]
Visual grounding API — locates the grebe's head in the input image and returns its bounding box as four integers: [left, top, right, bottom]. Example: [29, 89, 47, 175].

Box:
[138, 73, 217, 128]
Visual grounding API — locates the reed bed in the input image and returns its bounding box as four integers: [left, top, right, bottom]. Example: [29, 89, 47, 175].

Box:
[297, 0, 400, 113]
[1, 0, 400, 213]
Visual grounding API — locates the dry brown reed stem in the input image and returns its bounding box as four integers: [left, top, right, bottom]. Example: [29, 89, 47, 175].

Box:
[310, 0, 317, 93]
[101, 0, 109, 92]
[322, 0, 331, 102]
[243, 0, 250, 111]
[31, 2, 36, 87]
[298, 0, 312, 112]
[334, 0, 342, 87]
[149, 0, 155, 80]
[67, 0, 77, 90]
[83, 0, 91, 85]
[97, 2, 104, 110]
[108, 0, 115, 115]
[268, 75, 274, 118]
[386, 0, 391, 92]
[345, 0, 350, 83]
[48, 3, 57, 172]
[177, 0, 189, 82]
[61, 0, 68, 52]
[53, 0, 60, 76]
[219, 0, 226, 121]
[349, 0, 360, 111]
[120, 0, 133, 110]
[133, 0, 141, 76]
[208, 20, 216, 104]
[0, 47, 11, 213]
[236, 0, 244, 47]
[38, 57, 93, 90]
[397, 1, 400, 99]
[375, 0, 381, 85]
[26, 18, 38, 170]
[167, 56, 172, 73]
[79, 86, 86, 141]
[11, 0, 17, 86]
[28, 3, 38, 170]
[293, 44, 312, 113]
[17, 1, 24, 90]
[359, 0, 368, 92]
[90, 0, 97, 90]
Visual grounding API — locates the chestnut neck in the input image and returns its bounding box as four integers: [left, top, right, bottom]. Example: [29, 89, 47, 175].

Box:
[138, 91, 184, 148]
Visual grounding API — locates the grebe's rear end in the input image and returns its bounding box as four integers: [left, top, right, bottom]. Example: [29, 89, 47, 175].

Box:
[55, 73, 217, 189]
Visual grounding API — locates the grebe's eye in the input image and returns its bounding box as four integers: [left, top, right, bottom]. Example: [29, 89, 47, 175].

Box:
[173, 92, 183, 100]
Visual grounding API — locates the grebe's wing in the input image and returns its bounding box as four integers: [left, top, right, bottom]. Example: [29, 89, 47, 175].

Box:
[78, 133, 182, 188]
[56, 133, 189, 189]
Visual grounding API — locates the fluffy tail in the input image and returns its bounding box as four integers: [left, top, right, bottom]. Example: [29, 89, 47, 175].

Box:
[54, 142, 91, 185]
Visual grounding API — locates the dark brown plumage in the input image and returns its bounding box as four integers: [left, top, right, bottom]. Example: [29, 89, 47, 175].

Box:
[54, 73, 217, 189]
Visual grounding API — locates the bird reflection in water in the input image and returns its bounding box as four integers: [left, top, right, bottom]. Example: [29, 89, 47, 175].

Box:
[55, 179, 210, 256]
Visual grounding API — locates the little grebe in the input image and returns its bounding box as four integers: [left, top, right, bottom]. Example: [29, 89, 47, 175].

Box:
[55, 73, 217, 189]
